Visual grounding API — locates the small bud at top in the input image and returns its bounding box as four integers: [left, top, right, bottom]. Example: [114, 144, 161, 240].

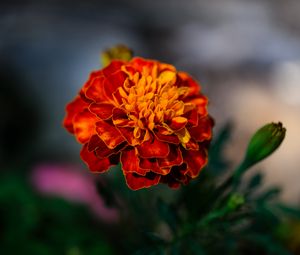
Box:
[101, 45, 133, 67]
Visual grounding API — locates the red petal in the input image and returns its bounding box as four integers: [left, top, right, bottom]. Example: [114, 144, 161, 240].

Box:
[80, 144, 114, 173]
[124, 172, 161, 190]
[88, 135, 125, 158]
[137, 137, 169, 158]
[104, 70, 127, 100]
[85, 76, 110, 103]
[116, 126, 139, 146]
[160, 164, 189, 187]
[102, 60, 125, 76]
[182, 148, 208, 178]
[64, 96, 88, 133]
[189, 116, 213, 142]
[177, 72, 201, 96]
[73, 109, 98, 144]
[81, 70, 103, 95]
[139, 158, 170, 175]
[158, 146, 183, 168]
[112, 108, 135, 127]
[121, 149, 148, 176]
[184, 138, 199, 150]
[155, 126, 180, 144]
[95, 120, 126, 149]
[89, 102, 114, 120]
[183, 108, 198, 127]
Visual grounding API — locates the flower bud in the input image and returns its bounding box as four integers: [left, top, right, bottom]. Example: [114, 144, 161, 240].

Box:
[101, 45, 133, 67]
[227, 193, 245, 211]
[244, 122, 286, 168]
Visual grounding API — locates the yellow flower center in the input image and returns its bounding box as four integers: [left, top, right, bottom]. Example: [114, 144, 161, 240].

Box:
[113, 64, 193, 144]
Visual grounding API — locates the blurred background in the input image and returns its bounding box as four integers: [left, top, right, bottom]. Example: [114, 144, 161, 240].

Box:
[1, 0, 300, 254]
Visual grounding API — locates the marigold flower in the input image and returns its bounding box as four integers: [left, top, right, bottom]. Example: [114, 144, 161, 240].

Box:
[64, 57, 213, 190]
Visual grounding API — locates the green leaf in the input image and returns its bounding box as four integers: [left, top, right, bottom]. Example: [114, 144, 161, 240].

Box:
[275, 204, 300, 219]
[257, 187, 281, 202]
[247, 172, 263, 190]
[208, 122, 232, 174]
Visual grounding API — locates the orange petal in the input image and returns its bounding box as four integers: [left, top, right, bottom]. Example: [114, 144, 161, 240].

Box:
[64, 96, 88, 133]
[158, 146, 183, 168]
[89, 102, 114, 120]
[137, 137, 169, 158]
[124, 172, 161, 190]
[121, 149, 148, 176]
[95, 120, 126, 149]
[73, 109, 98, 144]
[189, 116, 213, 142]
[80, 144, 115, 173]
[170, 116, 188, 131]
[182, 148, 208, 178]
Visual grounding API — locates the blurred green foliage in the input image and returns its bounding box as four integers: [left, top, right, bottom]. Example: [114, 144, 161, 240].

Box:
[1, 123, 300, 255]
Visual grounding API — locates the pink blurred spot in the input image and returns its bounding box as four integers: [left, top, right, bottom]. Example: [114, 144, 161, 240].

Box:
[31, 164, 119, 223]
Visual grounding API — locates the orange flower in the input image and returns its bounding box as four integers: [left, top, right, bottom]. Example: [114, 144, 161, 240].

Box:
[64, 57, 213, 190]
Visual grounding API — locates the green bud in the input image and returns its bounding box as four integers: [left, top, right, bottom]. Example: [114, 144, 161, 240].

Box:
[101, 44, 133, 67]
[244, 122, 286, 168]
[227, 193, 245, 211]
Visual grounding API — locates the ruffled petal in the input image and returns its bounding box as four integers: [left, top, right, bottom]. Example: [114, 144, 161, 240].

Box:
[80, 144, 114, 173]
[139, 158, 170, 175]
[88, 135, 125, 158]
[104, 70, 127, 100]
[85, 76, 110, 103]
[89, 102, 114, 120]
[183, 108, 198, 127]
[124, 172, 161, 190]
[95, 120, 126, 149]
[102, 60, 125, 76]
[81, 70, 103, 97]
[155, 126, 180, 144]
[137, 136, 170, 158]
[64, 96, 88, 133]
[188, 95, 208, 115]
[184, 138, 199, 150]
[177, 72, 201, 96]
[160, 164, 189, 188]
[158, 146, 183, 168]
[116, 126, 140, 146]
[189, 116, 213, 142]
[112, 108, 136, 127]
[182, 148, 208, 178]
[121, 148, 149, 176]
[73, 109, 98, 144]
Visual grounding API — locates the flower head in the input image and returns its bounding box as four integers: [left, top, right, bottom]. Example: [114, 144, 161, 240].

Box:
[64, 57, 213, 190]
